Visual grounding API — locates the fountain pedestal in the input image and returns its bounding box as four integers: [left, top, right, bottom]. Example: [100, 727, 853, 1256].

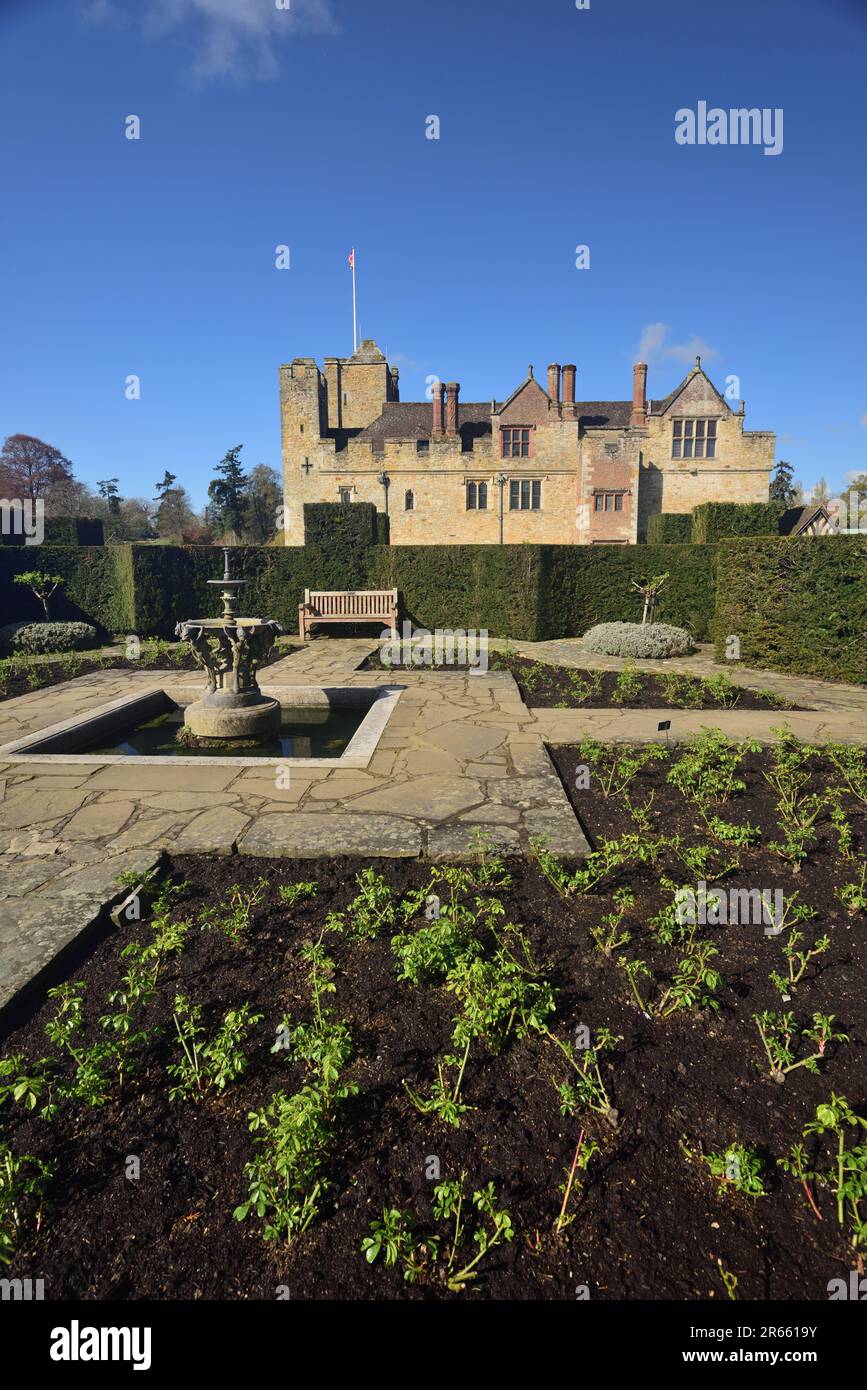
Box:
[175, 550, 283, 741]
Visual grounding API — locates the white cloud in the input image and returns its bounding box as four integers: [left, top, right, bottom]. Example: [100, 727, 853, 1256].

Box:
[85, 0, 339, 80]
[635, 322, 719, 367]
[388, 352, 424, 373]
[860, 413, 867, 428]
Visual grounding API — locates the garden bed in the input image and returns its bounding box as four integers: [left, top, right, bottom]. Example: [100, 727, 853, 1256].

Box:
[361, 651, 805, 711]
[0, 640, 297, 703]
[1, 732, 865, 1300]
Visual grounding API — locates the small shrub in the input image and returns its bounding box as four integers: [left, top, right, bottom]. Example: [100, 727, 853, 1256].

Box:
[582, 621, 693, 659]
[0, 621, 100, 656]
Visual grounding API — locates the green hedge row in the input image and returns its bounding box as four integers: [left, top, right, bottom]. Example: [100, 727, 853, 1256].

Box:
[0, 516, 105, 546]
[364, 542, 718, 640]
[646, 513, 692, 544]
[365, 545, 543, 640]
[539, 543, 717, 640]
[3, 532, 864, 685]
[714, 535, 867, 683]
[692, 501, 787, 543]
[0, 545, 133, 631]
[0, 539, 718, 642]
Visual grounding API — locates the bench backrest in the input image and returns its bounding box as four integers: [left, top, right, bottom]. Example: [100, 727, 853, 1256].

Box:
[304, 589, 397, 618]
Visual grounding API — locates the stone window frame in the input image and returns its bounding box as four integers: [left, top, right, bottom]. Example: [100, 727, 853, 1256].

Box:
[593, 491, 626, 513]
[404, 489, 415, 511]
[672, 417, 718, 460]
[501, 426, 533, 459]
[338, 487, 353, 505]
[466, 479, 489, 511]
[509, 478, 542, 511]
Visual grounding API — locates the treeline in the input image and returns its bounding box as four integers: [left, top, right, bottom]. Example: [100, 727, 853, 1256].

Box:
[0, 435, 282, 546]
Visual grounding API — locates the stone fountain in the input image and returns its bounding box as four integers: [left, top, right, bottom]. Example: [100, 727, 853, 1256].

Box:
[175, 549, 283, 739]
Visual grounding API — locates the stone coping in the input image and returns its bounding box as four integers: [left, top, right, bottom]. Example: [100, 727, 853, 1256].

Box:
[0, 685, 405, 769]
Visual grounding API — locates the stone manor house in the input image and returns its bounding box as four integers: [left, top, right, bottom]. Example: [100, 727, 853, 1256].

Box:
[279, 341, 776, 545]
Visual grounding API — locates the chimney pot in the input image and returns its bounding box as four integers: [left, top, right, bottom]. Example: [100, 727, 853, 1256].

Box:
[445, 381, 460, 435]
[562, 363, 577, 418]
[547, 363, 561, 410]
[631, 363, 647, 428]
[431, 380, 444, 434]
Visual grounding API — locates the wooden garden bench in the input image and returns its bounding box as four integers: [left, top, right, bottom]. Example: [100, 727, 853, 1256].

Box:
[298, 588, 398, 641]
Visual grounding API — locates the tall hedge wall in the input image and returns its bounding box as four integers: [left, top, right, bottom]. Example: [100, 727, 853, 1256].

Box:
[0, 544, 133, 631]
[129, 545, 328, 636]
[365, 545, 543, 639]
[646, 513, 692, 544]
[365, 542, 718, 640]
[538, 543, 718, 640]
[692, 501, 786, 544]
[0, 516, 104, 546]
[714, 535, 867, 683]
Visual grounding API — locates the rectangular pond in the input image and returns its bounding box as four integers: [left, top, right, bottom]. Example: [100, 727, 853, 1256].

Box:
[0, 685, 403, 768]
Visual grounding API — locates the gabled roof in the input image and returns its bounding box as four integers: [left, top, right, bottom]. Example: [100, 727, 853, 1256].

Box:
[497, 368, 550, 413]
[649, 359, 732, 416]
[779, 504, 835, 536]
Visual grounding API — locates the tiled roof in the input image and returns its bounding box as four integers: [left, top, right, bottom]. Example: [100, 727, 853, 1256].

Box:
[576, 402, 633, 428]
[357, 402, 496, 446]
[359, 399, 636, 443]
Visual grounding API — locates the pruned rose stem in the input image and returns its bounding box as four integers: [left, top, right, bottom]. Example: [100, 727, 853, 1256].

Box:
[557, 1128, 586, 1232]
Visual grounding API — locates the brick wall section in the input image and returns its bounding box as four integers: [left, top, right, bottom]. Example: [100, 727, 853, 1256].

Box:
[280, 346, 776, 547]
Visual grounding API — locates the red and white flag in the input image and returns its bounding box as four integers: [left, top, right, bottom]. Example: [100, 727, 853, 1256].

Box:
[348, 248, 355, 270]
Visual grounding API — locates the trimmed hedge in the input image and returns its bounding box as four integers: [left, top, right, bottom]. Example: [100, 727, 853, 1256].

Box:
[0, 516, 104, 546]
[365, 543, 718, 641]
[646, 513, 692, 544]
[0, 545, 134, 633]
[538, 543, 718, 640]
[0, 621, 100, 655]
[692, 501, 787, 544]
[714, 535, 867, 683]
[365, 545, 542, 640]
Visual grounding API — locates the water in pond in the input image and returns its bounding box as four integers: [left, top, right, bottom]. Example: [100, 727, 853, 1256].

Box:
[87, 705, 366, 759]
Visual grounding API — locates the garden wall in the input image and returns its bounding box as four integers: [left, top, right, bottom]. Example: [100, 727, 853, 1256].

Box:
[714, 535, 867, 683]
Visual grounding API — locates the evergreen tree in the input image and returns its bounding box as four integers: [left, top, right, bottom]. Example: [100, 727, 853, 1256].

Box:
[208, 445, 248, 538]
[97, 478, 121, 515]
[769, 459, 798, 504]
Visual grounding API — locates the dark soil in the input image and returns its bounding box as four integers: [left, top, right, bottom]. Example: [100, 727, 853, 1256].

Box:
[3, 740, 865, 1301]
[361, 651, 807, 711]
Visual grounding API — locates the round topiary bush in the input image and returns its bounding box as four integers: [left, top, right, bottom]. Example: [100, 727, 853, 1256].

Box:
[0, 621, 100, 656]
[582, 621, 693, 659]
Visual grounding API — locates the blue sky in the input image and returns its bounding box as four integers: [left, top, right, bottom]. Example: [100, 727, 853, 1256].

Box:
[1, 0, 865, 508]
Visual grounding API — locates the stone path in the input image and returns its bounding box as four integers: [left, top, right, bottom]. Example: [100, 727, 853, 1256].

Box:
[0, 640, 585, 1015]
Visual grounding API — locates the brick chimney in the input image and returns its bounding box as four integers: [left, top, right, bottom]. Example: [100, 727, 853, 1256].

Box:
[547, 362, 561, 409]
[562, 363, 577, 418]
[445, 381, 460, 435]
[631, 363, 647, 428]
[431, 380, 444, 434]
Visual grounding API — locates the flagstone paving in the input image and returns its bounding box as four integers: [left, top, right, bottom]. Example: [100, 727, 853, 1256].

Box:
[1, 635, 865, 1018]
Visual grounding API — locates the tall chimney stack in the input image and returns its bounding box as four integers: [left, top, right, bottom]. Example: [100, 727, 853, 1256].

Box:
[547, 362, 561, 410]
[431, 380, 444, 434]
[562, 363, 577, 418]
[445, 381, 460, 435]
[631, 363, 647, 428]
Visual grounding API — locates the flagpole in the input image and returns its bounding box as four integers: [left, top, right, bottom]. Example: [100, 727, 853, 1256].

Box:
[351, 249, 358, 352]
